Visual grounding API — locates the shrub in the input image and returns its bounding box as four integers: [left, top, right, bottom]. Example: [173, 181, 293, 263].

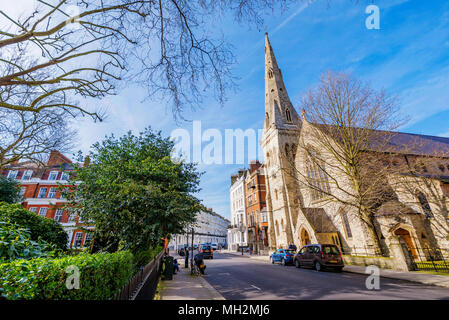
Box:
[132, 245, 163, 271]
[0, 221, 61, 263]
[0, 202, 68, 250]
[0, 251, 134, 300]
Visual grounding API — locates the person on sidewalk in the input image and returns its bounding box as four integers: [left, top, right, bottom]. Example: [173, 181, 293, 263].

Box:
[185, 248, 189, 268]
[173, 259, 179, 274]
[194, 252, 206, 275]
[288, 243, 297, 251]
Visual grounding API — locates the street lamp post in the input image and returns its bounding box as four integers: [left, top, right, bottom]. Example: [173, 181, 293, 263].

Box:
[190, 228, 194, 274]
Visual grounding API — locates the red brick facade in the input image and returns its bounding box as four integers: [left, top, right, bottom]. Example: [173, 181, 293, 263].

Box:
[1, 150, 92, 249]
[245, 160, 268, 253]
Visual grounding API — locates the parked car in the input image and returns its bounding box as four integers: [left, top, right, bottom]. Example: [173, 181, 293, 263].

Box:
[200, 245, 214, 259]
[270, 248, 296, 265]
[294, 244, 344, 272]
[211, 243, 218, 251]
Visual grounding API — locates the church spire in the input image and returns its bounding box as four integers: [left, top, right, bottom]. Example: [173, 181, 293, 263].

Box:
[264, 33, 301, 131]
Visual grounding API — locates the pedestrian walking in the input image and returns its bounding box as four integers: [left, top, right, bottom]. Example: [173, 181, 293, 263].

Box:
[173, 259, 179, 274]
[184, 248, 189, 268]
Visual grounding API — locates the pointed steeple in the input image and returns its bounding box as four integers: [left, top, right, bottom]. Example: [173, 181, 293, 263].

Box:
[264, 33, 301, 131]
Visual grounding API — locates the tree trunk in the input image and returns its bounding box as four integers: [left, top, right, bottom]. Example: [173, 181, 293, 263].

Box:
[366, 215, 384, 256]
[359, 206, 384, 255]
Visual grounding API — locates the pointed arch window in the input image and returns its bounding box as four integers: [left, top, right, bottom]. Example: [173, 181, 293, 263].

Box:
[268, 67, 274, 79]
[416, 190, 433, 218]
[285, 108, 292, 123]
[305, 149, 331, 200]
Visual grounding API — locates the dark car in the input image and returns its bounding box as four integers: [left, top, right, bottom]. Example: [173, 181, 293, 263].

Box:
[200, 245, 213, 259]
[294, 244, 344, 272]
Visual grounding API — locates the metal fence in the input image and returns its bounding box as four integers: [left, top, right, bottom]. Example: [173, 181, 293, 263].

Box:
[341, 246, 388, 258]
[409, 247, 449, 273]
[115, 250, 165, 300]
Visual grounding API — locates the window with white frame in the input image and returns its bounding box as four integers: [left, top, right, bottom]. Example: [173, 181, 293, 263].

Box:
[22, 170, 33, 180]
[48, 171, 58, 180]
[84, 233, 93, 247]
[54, 209, 63, 222]
[261, 210, 268, 223]
[38, 187, 47, 198]
[74, 232, 83, 248]
[38, 207, 48, 217]
[20, 187, 26, 198]
[48, 187, 57, 198]
[29, 207, 37, 213]
[60, 172, 69, 180]
[68, 212, 76, 222]
[7, 170, 18, 179]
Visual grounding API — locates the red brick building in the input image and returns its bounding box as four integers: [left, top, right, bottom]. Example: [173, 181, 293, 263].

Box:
[1, 150, 92, 249]
[245, 160, 269, 254]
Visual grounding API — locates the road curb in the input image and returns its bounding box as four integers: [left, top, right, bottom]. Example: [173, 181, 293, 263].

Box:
[199, 275, 226, 300]
[342, 267, 449, 290]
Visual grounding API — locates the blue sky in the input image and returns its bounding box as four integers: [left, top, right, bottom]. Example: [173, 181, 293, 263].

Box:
[61, 0, 449, 219]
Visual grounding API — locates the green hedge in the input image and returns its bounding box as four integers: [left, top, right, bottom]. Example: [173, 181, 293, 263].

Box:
[133, 245, 163, 271]
[0, 251, 134, 300]
[0, 221, 61, 263]
[0, 202, 68, 250]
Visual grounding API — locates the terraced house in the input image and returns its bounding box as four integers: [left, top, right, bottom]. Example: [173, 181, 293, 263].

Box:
[245, 160, 269, 254]
[1, 150, 92, 249]
[261, 33, 449, 271]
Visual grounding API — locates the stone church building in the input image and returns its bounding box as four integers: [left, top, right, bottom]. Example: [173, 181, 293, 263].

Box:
[261, 33, 449, 270]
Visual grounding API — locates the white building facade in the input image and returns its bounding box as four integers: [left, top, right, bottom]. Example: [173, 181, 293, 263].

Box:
[169, 210, 230, 250]
[227, 170, 248, 251]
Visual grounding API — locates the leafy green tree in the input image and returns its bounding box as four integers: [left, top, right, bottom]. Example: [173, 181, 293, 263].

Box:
[64, 128, 202, 255]
[0, 176, 22, 203]
[0, 203, 68, 251]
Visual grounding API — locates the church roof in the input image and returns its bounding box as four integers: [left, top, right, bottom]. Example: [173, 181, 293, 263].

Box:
[314, 123, 449, 158]
[382, 131, 449, 157]
[303, 207, 338, 233]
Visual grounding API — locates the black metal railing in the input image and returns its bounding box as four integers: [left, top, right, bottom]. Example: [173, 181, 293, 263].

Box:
[341, 246, 389, 258]
[409, 247, 449, 273]
[115, 250, 165, 300]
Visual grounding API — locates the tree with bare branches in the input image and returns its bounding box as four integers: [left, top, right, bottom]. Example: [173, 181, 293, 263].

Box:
[285, 71, 408, 254]
[0, 106, 75, 168]
[0, 0, 307, 121]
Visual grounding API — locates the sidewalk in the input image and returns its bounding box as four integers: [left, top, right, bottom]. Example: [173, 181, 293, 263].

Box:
[223, 251, 449, 289]
[343, 265, 449, 289]
[158, 255, 225, 300]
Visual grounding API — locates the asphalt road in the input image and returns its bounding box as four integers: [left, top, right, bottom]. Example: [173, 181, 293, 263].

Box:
[201, 251, 449, 300]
